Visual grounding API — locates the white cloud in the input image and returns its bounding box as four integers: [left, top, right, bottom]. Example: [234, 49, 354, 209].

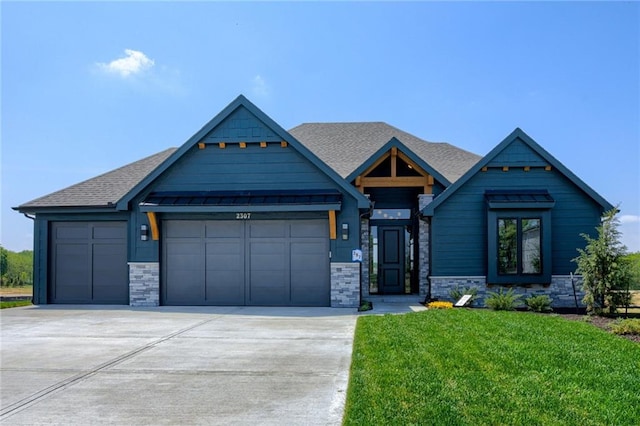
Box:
[252, 74, 269, 97]
[620, 214, 640, 224]
[97, 49, 155, 77]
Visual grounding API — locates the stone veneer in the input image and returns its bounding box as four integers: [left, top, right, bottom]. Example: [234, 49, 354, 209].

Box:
[418, 194, 433, 300]
[429, 275, 585, 308]
[360, 218, 370, 299]
[128, 262, 160, 307]
[331, 262, 360, 308]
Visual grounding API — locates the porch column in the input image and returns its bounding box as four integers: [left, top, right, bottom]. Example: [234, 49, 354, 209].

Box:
[418, 194, 434, 300]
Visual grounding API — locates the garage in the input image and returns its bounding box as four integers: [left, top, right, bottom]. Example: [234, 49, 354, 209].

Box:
[49, 222, 128, 304]
[162, 219, 329, 306]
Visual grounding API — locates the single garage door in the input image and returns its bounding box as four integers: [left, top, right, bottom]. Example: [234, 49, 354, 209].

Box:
[50, 222, 128, 304]
[162, 220, 329, 306]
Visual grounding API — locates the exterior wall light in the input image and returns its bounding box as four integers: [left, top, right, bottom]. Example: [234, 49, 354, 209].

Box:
[141, 224, 149, 241]
[341, 223, 349, 240]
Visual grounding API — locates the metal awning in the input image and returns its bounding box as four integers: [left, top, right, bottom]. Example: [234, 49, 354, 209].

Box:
[485, 190, 555, 209]
[139, 190, 342, 212]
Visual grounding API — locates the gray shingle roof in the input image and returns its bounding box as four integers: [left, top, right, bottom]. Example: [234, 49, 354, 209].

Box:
[288, 122, 481, 183]
[16, 148, 177, 211]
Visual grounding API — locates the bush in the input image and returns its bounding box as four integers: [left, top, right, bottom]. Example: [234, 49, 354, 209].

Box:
[427, 301, 453, 309]
[449, 285, 479, 306]
[609, 318, 640, 335]
[524, 295, 553, 313]
[484, 287, 522, 311]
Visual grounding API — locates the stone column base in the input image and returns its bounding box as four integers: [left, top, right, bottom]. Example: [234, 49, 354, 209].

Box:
[331, 262, 360, 308]
[129, 262, 160, 307]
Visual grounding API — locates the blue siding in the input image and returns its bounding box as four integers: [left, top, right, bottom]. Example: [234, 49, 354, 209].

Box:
[487, 137, 547, 167]
[203, 106, 279, 142]
[152, 143, 337, 193]
[431, 143, 605, 277]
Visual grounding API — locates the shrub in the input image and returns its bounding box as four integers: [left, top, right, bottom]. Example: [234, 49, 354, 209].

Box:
[484, 287, 522, 311]
[358, 300, 373, 312]
[449, 285, 479, 306]
[609, 318, 640, 335]
[573, 208, 633, 315]
[524, 295, 553, 313]
[427, 301, 453, 309]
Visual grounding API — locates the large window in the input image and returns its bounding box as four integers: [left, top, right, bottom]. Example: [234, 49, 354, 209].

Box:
[486, 190, 554, 285]
[498, 218, 541, 275]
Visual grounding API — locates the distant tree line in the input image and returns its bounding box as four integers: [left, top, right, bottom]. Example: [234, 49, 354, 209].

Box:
[0, 246, 33, 287]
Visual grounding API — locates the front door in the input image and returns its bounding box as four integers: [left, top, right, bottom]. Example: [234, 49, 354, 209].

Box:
[378, 226, 404, 294]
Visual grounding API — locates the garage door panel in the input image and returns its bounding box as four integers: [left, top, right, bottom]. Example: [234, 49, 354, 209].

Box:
[93, 224, 127, 240]
[163, 219, 329, 306]
[53, 243, 90, 301]
[290, 221, 328, 238]
[165, 221, 202, 238]
[55, 225, 89, 240]
[290, 240, 329, 306]
[166, 270, 204, 304]
[206, 221, 243, 238]
[206, 271, 244, 305]
[249, 221, 286, 238]
[166, 242, 202, 269]
[50, 222, 127, 304]
[92, 244, 128, 302]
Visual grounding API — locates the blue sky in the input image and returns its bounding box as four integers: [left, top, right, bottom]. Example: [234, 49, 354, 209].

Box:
[2, 1, 639, 253]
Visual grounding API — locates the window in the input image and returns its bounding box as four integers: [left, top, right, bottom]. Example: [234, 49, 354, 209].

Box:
[498, 218, 541, 275]
[486, 190, 553, 285]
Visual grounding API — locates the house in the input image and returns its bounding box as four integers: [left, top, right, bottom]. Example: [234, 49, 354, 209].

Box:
[14, 95, 613, 308]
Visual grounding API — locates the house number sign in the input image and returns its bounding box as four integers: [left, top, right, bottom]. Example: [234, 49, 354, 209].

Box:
[235, 213, 251, 220]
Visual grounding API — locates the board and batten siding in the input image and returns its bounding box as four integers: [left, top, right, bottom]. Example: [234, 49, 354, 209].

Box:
[431, 147, 605, 277]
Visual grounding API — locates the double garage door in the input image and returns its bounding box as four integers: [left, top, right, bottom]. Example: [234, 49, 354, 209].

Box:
[163, 219, 330, 306]
[50, 222, 128, 304]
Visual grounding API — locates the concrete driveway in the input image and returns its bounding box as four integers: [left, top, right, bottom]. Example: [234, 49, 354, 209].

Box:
[0, 306, 358, 425]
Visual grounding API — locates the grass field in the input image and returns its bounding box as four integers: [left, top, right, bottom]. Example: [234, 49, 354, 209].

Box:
[343, 309, 640, 426]
[0, 300, 32, 309]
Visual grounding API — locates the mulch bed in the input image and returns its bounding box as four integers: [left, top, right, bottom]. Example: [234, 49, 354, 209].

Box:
[559, 314, 640, 344]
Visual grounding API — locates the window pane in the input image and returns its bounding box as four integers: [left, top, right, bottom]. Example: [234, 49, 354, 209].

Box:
[521, 218, 541, 274]
[498, 219, 517, 274]
[371, 209, 411, 220]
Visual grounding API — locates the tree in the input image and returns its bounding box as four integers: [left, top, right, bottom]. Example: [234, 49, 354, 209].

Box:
[573, 208, 632, 315]
[0, 246, 8, 285]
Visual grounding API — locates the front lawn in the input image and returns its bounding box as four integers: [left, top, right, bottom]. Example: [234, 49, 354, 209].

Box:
[343, 309, 640, 425]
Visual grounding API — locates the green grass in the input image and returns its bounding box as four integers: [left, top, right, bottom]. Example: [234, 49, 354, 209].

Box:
[0, 300, 32, 309]
[343, 309, 640, 426]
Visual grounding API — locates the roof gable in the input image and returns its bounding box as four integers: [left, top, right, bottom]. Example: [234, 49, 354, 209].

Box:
[118, 95, 370, 209]
[422, 128, 613, 215]
[289, 122, 481, 183]
[346, 137, 451, 186]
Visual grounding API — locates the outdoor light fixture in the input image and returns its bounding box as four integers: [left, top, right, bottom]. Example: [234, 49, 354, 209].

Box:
[140, 224, 149, 241]
[341, 223, 349, 240]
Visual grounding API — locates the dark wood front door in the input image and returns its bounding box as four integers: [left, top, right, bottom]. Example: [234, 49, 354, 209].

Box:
[378, 226, 404, 294]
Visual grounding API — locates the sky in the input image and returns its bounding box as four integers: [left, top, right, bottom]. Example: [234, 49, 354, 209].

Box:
[2, 1, 639, 253]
